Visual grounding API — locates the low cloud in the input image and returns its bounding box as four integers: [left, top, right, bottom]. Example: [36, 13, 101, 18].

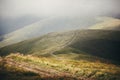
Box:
[0, 0, 120, 18]
[0, 0, 120, 35]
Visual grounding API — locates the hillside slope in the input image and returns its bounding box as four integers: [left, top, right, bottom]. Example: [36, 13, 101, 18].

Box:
[0, 29, 120, 63]
[89, 17, 120, 30]
[0, 16, 98, 48]
[1, 53, 120, 80]
[1, 17, 120, 48]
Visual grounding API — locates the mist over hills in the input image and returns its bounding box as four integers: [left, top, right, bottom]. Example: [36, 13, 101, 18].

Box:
[0, 16, 99, 48]
[0, 17, 120, 80]
[0, 16, 41, 36]
[1, 0, 120, 79]
[0, 17, 120, 48]
[89, 17, 120, 30]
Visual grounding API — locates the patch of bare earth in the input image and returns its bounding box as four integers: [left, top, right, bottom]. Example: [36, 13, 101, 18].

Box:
[0, 57, 94, 80]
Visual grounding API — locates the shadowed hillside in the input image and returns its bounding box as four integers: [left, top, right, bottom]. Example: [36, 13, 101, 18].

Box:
[0, 29, 120, 63]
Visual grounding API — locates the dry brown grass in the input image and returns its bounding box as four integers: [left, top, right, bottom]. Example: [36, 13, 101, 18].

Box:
[0, 53, 120, 80]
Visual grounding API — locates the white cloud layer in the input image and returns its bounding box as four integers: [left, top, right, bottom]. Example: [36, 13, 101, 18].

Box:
[0, 0, 120, 18]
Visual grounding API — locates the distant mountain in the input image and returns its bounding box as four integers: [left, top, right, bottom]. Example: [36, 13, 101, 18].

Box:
[0, 16, 41, 36]
[0, 16, 98, 48]
[0, 29, 120, 63]
[89, 17, 120, 30]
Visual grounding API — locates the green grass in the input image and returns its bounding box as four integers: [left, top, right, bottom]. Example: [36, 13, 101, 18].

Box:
[0, 53, 120, 80]
[0, 30, 120, 63]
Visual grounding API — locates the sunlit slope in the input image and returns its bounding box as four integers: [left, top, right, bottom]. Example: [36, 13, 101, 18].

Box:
[0, 31, 75, 55]
[0, 16, 98, 48]
[0, 30, 120, 62]
[1, 53, 120, 80]
[89, 17, 120, 30]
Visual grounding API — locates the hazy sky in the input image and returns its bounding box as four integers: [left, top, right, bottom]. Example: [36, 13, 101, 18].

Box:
[0, 0, 120, 35]
[0, 0, 120, 18]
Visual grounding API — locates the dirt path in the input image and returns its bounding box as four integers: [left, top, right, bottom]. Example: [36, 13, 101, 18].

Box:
[49, 31, 77, 59]
[3, 58, 73, 77]
[1, 57, 94, 80]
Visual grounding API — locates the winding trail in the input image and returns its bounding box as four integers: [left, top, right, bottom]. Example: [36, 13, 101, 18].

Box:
[49, 31, 77, 59]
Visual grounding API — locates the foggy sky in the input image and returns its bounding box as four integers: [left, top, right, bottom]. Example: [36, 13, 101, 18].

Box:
[0, 0, 120, 35]
[1, 0, 120, 18]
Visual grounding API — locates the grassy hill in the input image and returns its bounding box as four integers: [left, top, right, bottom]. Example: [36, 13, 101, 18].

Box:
[1, 17, 119, 48]
[0, 16, 98, 48]
[0, 29, 120, 63]
[0, 18, 120, 80]
[89, 17, 120, 30]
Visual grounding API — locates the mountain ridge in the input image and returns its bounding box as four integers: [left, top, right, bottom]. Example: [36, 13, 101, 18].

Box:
[0, 16, 99, 48]
[2, 16, 120, 48]
[0, 29, 120, 63]
[89, 17, 120, 30]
